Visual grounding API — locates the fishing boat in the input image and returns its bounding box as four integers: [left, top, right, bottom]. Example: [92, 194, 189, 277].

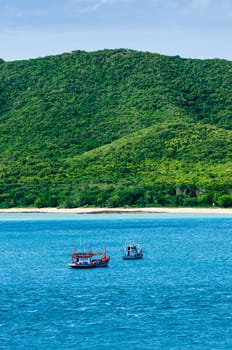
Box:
[68, 247, 110, 268]
[122, 242, 143, 260]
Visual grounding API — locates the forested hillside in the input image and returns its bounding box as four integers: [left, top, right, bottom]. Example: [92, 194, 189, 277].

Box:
[0, 49, 231, 208]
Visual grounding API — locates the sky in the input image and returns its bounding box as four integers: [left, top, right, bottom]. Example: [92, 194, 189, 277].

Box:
[1, 0, 232, 61]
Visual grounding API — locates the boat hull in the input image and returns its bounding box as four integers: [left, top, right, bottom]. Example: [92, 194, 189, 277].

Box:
[68, 261, 109, 268]
[123, 255, 143, 260]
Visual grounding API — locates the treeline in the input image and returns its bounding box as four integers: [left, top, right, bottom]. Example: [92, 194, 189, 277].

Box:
[0, 183, 232, 209]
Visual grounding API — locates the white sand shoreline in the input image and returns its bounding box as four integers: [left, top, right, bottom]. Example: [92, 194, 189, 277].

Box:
[0, 207, 232, 215]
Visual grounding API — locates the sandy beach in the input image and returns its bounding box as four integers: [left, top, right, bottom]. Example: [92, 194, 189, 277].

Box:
[0, 207, 232, 215]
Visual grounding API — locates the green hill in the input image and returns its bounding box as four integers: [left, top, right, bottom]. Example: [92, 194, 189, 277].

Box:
[0, 49, 231, 208]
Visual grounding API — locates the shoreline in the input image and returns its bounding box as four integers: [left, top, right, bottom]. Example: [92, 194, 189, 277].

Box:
[0, 207, 232, 215]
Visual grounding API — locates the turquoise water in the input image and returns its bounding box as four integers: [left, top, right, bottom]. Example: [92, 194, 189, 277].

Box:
[1, 213, 232, 349]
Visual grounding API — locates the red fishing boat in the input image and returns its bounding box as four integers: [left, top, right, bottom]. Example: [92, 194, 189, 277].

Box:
[68, 247, 110, 268]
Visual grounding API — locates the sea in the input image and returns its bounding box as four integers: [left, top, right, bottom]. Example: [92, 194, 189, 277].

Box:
[0, 212, 232, 350]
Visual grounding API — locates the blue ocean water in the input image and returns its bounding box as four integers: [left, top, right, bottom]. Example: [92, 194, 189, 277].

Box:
[0, 213, 232, 349]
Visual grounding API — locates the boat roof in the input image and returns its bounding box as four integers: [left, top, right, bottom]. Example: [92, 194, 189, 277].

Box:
[72, 251, 104, 258]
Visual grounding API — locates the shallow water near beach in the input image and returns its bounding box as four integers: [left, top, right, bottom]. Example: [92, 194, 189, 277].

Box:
[1, 213, 232, 349]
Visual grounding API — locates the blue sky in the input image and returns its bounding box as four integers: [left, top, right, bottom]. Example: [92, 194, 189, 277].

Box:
[1, 0, 232, 61]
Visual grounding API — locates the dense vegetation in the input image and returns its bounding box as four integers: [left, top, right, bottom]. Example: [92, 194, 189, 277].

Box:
[0, 49, 231, 208]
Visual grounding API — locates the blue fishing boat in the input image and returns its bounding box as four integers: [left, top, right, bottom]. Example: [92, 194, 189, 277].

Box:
[68, 247, 110, 268]
[122, 242, 143, 260]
